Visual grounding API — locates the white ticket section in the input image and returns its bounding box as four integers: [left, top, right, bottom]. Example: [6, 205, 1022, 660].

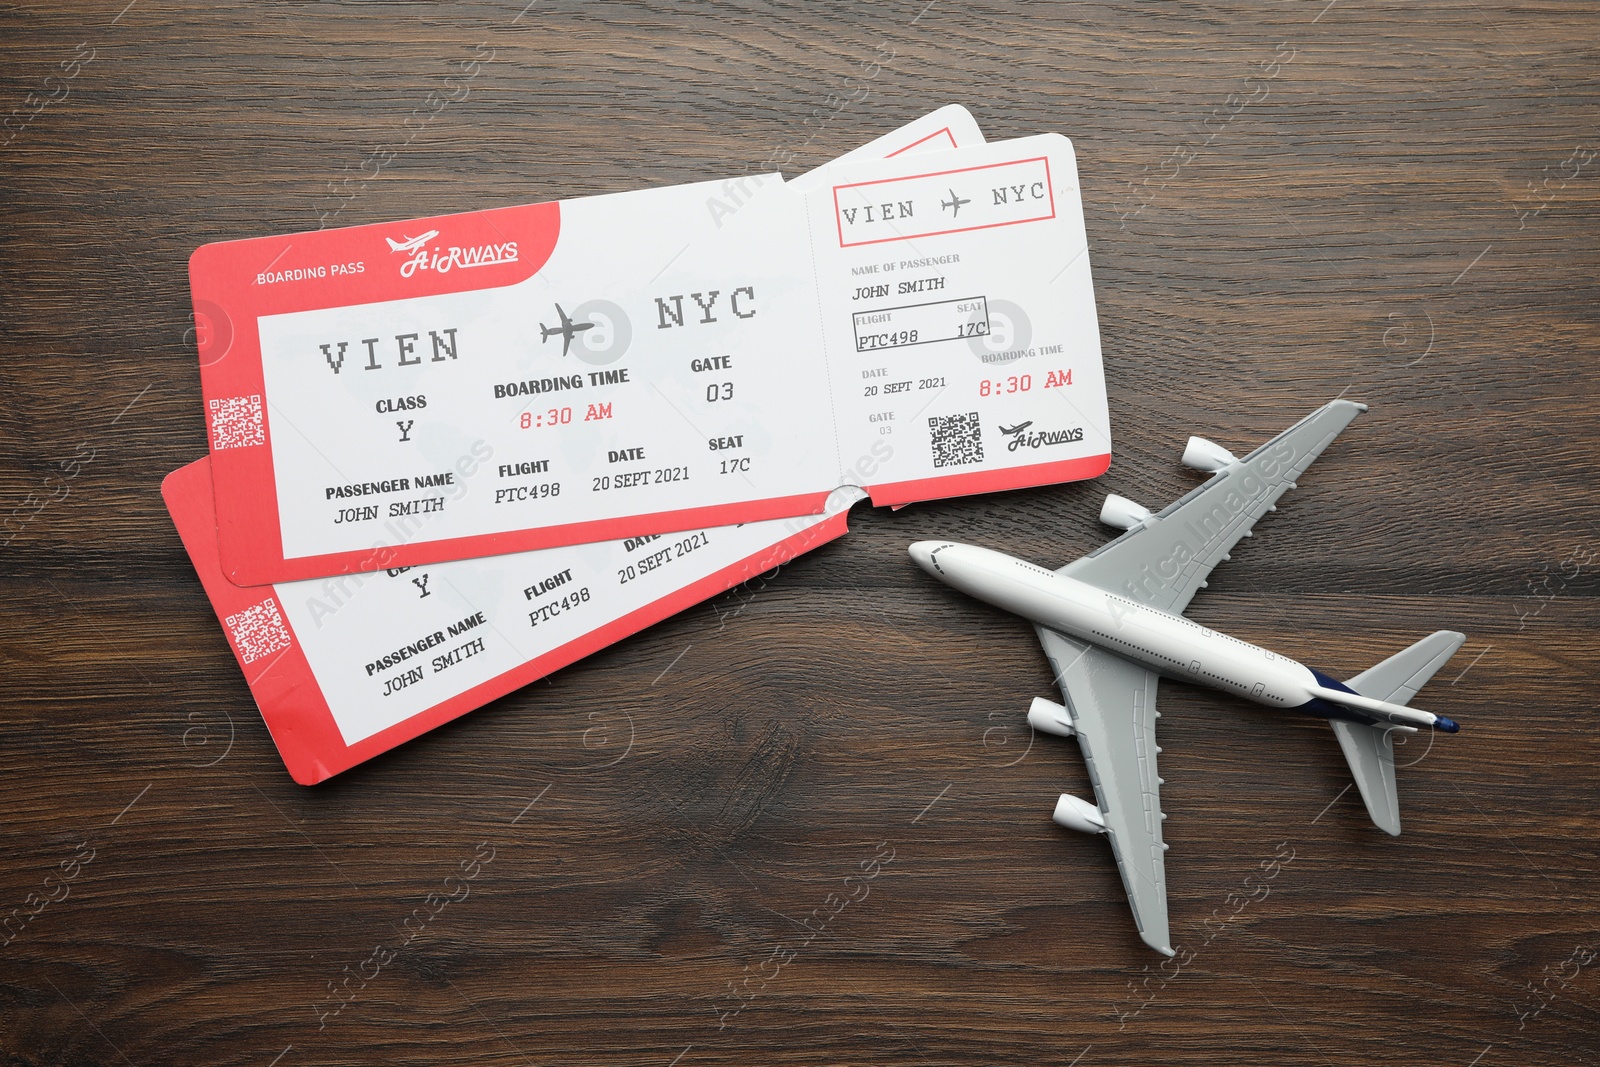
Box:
[279, 489, 860, 745]
[787, 103, 984, 192]
[257, 175, 837, 561]
[247, 131, 1106, 568]
[805, 134, 1111, 488]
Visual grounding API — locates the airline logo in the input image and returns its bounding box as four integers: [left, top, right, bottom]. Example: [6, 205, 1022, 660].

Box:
[387, 229, 519, 279]
[999, 419, 1083, 451]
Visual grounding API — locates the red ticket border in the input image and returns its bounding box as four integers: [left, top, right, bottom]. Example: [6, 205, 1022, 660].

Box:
[884, 125, 958, 158]
[865, 451, 1109, 508]
[832, 155, 1057, 248]
[163, 458, 853, 785]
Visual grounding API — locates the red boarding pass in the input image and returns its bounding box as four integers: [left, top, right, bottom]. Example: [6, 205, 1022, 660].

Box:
[166, 109, 987, 782]
[164, 456, 860, 784]
[194, 117, 1108, 586]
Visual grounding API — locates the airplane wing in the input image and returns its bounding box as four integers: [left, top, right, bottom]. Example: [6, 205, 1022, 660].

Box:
[1061, 399, 1367, 614]
[1035, 624, 1173, 956]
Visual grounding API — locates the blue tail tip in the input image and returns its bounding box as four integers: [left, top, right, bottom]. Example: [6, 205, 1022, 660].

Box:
[1434, 716, 1460, 734]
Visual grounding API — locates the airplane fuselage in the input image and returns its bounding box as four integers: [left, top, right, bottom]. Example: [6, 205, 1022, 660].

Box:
[912, 542, 1451, 731]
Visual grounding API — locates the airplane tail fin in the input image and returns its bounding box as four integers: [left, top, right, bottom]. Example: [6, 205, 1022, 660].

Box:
[1328, 631, 1467, 835]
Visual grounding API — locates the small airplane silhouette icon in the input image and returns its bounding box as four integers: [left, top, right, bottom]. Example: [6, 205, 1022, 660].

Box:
[941, 189, 971, 216]
[999, 421, 1034, 436]
[540, 303, 596, 356]
[386, 230, 439, 253]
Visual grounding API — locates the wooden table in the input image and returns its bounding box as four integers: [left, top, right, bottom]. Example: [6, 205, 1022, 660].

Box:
[4, 2, 1597, 1063]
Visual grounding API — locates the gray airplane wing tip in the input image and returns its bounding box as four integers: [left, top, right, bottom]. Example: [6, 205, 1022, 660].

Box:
[1135, 916, 1174, 957]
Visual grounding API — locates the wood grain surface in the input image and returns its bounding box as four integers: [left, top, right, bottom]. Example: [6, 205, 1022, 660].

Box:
[3, 2, 1598, 1064]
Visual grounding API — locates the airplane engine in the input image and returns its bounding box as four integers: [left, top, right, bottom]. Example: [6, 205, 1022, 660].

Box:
[1052, 793, 1106, 834]
[1182, 435, 1238, 472]
[1099, 493, 1153, 530]
[1027, 697, 1075, 737]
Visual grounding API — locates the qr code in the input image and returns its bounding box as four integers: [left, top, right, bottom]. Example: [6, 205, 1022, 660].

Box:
[929, 411, 984, 468]
[224, 597, 292, 664]
[208, 394, 264, 450]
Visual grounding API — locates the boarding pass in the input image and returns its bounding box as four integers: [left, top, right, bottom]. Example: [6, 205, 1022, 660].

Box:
[194, 126, 1109, 585]
[165, 108, 977, 781]
[164, 455, 860, 783]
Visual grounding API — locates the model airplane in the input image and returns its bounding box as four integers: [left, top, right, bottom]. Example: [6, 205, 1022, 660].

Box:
[908, 400, 1465, 955]
[540, 303, 596, 356]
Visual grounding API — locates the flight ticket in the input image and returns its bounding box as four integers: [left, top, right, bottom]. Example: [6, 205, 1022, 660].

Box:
[166, 109, 985, 782]
[163, 456, 858, 784]
[193, 128, 1111, 586]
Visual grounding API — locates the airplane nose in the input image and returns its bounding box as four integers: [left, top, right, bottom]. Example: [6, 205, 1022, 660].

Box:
[908, 541, 937, 572]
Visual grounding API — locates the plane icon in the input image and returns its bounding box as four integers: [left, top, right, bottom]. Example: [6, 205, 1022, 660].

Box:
[540, 303, 596, 356]
[941, 188, 971, 216]
[910, 401, 1465, 956]
[385, 230, 439, 254]
[998, 421, 1033, 436]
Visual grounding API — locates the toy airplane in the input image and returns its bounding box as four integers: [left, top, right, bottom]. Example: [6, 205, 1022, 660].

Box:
[908, 400, 1464, 956]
